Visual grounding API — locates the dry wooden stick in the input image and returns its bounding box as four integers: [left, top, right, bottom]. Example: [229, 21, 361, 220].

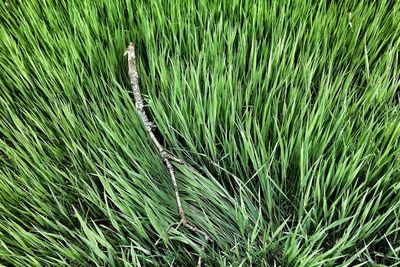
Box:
[125, 42, 211, 265]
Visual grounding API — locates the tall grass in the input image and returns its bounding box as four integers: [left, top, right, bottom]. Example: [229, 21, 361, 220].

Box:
[1, 0, 399, 266]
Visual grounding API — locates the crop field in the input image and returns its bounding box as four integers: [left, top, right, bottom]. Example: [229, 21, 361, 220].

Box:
[1, 0, 400, 266]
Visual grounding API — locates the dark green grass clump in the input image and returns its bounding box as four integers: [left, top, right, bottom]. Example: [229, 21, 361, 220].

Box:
[1, 0, 399, 266]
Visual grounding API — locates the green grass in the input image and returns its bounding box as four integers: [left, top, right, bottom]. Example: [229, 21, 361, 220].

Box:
[1, 0, 400, 266]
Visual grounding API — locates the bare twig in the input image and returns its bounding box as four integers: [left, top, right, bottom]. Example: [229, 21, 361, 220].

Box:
[125, 42, 212, 265]
[154, 221, 182, 246]
[197, 244, 206, 267]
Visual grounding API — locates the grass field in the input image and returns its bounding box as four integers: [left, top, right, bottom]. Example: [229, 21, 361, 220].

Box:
[1, 0, 400, 266]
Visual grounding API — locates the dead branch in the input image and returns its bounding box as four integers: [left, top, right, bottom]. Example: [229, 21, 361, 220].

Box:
[125, 42, 212, 265]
